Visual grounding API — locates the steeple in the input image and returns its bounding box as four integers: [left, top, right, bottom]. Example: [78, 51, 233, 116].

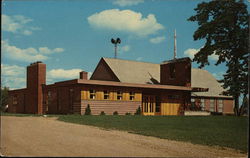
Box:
[174, 29, 177, 59]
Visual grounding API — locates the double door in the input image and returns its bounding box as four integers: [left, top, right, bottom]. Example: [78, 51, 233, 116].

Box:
[142, 95, 155, 115]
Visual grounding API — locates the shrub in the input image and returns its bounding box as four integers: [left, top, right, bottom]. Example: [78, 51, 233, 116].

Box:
[125, 112, 131, 115]
[134, 106, 142, 115]
[100, 111, 106, 115]
[84, 104, 91, 115]
[113, 111, 118, 115]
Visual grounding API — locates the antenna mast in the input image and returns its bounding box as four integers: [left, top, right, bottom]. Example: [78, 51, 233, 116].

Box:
[174, 29, 177, 59]
[111, 38, 121, 59]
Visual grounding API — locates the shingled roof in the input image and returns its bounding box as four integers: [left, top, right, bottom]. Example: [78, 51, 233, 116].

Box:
[101, 57, 231, 98]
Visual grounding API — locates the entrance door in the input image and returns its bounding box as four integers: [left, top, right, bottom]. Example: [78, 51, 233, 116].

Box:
[142, 95, 155, 115]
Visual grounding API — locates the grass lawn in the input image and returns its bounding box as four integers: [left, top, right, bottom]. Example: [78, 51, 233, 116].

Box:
[1, 112, 248, 152]
[56, 115, 248, 152]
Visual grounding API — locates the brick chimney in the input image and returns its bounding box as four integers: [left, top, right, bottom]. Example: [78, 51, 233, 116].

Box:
[79, 71, 88, 80]
[26, 61, 46, 114]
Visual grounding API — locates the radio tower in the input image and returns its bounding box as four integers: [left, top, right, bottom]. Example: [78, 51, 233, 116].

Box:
[174, 29, 177, 59]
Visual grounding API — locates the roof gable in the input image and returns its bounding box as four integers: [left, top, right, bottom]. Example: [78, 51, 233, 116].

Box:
[103, 57, 160, 84]
[90, 58, 120, 82]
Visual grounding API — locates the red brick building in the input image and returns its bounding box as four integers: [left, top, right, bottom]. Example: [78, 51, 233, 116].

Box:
[8, 57, 234, 115]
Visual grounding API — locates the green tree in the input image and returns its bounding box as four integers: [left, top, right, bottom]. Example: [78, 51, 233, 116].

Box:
[1, 87, 9, 111]
[84, 104, 91, 115]
[188, 0, 249, 116]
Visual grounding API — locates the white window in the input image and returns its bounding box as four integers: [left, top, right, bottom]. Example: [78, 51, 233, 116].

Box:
[218, 99, 223, 112]
[201, 99, 205, 110]
[210, 99, 215, 112]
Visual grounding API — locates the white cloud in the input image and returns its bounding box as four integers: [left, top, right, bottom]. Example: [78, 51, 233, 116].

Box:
[149, 36, 165, 44]
[88, 72, 93, 79]
[212, 72, 224, 80]
[2, 14, 41, 35]
[2, 40, 64, 62]
[1, 64, 25, 76]
[136, 57, 143, 61]
[87, 9, 164, 37]
[184, 48, 219, 61]
[113, 0, 144, 7]
[39, 47, 64, 54]
[119, 45, 130, 53]
[47, 68, 83, 79]
[1, 64, 26, 90]
[184, 48, 199, 59]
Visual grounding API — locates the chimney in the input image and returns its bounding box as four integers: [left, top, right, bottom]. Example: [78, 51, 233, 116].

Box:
[26, 61, 46, 114]
[79, 71, 88, 80]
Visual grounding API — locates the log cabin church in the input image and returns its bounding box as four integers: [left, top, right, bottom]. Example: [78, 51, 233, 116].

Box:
[8, 56, 234, 115]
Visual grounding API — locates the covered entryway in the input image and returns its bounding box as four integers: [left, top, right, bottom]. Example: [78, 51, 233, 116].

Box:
[142, 95, 155, 115]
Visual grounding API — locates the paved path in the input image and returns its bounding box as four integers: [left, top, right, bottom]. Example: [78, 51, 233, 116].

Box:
[0, 116, 247, 157]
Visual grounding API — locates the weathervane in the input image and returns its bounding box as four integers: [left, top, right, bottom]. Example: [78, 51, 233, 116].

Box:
[111, 38, 121, 59]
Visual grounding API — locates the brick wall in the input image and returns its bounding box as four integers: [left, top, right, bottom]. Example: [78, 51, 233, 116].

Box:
[160, 58, 191, 87]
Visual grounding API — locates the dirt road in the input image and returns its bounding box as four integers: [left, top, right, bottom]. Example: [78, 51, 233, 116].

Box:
[0, 116, 247, 157]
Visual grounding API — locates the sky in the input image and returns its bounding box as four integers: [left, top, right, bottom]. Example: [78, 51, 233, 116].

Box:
[2, 0, 250, 90]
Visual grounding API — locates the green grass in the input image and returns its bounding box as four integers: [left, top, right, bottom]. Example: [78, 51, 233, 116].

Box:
[2, 112, 248, 152]
[56, 115, 248, 152]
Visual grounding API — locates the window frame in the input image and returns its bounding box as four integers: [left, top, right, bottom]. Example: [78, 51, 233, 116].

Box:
[103, 90, 110, 100]
[89, 89, 96, 100]
[117, 91, 123, 100]
[129, 92, 135, 101]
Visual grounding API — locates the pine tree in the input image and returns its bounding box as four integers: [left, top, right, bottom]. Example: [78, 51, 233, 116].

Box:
[84, 104, 91, 115]
[188, 0, 249, 116]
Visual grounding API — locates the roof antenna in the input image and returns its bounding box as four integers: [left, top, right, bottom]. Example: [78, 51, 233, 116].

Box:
[111, 38, 121, 59]
[174, 29, 177, 59]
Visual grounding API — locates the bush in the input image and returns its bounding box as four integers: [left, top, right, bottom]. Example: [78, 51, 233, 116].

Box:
[125, 112, 131, 115]
[113, 111, 118, 115]
[100, 111, 106, 115]
[134, 106, 142, 115]
[84, 104, 91, 115]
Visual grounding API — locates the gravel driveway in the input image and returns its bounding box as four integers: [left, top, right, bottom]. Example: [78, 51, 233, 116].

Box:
[0, 116, 247, 157]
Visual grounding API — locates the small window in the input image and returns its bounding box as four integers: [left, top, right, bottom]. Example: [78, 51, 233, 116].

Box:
[218, 99, 223, 112]
[129, 92, 135, 100]
[191, 98, 195, 102]
[104, 90, 110, 100]
[201, 99, 205, 110]
[48, 91, 52, 98]
[210, 99, 215, 112]
[89, 89, 96, 99]
[13, 95, 18, 105]
[169, 64, 176, 79]
[117, 91, 123, 100]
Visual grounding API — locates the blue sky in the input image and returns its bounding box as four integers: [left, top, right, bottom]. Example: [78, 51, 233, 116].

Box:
[2, 0, 250, 90]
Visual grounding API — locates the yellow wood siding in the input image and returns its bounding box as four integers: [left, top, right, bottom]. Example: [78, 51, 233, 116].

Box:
[81, 90, 89, 100]
[96, 91, 103, 100]
[110, 91, 115, 100]
[134, 93, 142, 101]
[161, 103, 180, 115]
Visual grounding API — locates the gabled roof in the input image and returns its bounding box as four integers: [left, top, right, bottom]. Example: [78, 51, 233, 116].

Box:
[100, 57, 231, 98]
[103, 57, 160, 84]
